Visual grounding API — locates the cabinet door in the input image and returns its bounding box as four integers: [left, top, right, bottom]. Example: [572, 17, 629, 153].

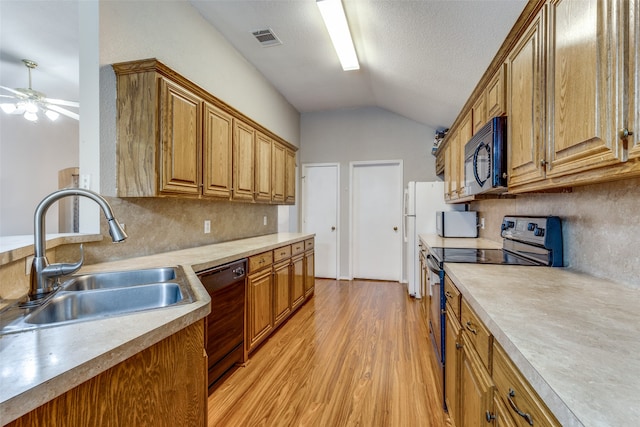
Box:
[444, 141, 453, 200]
[202, 103, 232, 198]
[458, 111, 473, 198]
[232, 119, 255, 201]
[486, 64, 507, 120]
[255, 132, 272, 202]
[460, 334, 494, 427]
[159, 78, 202, 195]
[247, 269, 273, 352]
[445, 306, 462, 427]
[273, 260, 291, 327]
[546, 0, 621, 178]
[472, 96, 486, 136]
[271, 141, 286, 203]
[285, 149, 296, 204]
[507, 8, 546, 188]
[291, 254, 305, 310]
[489, 394, 518, 427]
[304, 250, 315, 298]
[445, 132, 459, 200]
[628, 0, 640, 160]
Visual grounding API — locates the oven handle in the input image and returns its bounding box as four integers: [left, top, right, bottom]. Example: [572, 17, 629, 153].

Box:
[426, 254, 442, 274]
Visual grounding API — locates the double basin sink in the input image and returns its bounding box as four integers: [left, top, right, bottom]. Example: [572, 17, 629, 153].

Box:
[0, 266, 194, 335]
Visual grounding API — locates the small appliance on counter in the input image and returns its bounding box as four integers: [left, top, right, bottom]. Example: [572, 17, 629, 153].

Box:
[435, 211, 478, 237]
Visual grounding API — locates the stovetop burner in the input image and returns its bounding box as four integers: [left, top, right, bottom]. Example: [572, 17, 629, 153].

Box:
[429, 247, 540, 266]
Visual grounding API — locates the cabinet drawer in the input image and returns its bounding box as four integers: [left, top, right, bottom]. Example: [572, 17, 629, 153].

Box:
[304, 238, 314, 251]
[273, 245, 291, 262]
[249, 251, 273, 272]
[460, 298, 492, 371]
[291, 241, 305, 256]
[493, 342, 560, 427]
[444, 276, 461, 318]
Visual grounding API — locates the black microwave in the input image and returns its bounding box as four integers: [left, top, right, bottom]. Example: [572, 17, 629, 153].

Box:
[464, 116, 507, 195]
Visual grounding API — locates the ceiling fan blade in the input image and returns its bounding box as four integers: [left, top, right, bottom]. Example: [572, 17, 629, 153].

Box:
[46, 104, 79, 121]
[44, 97, 79, 108]
[0, 85, 27, 97]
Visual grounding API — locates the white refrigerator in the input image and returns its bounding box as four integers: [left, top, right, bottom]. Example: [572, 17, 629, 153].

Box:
[403, 181, 464, 298]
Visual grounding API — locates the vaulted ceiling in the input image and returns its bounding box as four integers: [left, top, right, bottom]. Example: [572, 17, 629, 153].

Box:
[190, 0, 527, 130]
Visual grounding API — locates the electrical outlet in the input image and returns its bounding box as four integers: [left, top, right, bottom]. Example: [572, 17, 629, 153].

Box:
[480, 217, 485, 229]
[263, 216, 267, 226]
[204, 220, 211, 234]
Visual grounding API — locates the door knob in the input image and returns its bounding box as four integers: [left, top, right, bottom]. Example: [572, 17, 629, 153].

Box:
[331, 226, 336, 231]
[393, 226, 398, 231]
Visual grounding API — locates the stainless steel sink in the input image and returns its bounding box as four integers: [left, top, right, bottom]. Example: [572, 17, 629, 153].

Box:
[62, 267, 178, 291]
[26, 283, 184, 325]
[0, 266, 194, 335]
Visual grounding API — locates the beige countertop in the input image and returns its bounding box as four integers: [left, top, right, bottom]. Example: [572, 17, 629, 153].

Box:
[419, 234, 639, 426]
[0, 232, 313, 425]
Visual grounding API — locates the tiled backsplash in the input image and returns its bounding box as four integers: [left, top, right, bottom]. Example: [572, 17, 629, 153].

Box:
[472, 177, 640, 289]
[57, 197, 278, 265]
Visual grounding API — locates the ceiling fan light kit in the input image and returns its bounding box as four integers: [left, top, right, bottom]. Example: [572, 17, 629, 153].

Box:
[316, 0, 359, 71]
[0, 59, 79, 122]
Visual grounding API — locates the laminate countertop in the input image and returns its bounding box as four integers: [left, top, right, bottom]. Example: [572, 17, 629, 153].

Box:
[0, 232, 314, 425]
[419, 234, 639, 426]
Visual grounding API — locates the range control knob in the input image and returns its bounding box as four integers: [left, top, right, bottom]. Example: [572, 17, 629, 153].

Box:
[534, 227, 545, 237]
[501, 220, 515, 231]
[527, 222, 536, 231]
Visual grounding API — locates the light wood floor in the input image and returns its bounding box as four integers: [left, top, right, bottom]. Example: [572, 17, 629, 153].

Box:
[208, 279, 450, 427]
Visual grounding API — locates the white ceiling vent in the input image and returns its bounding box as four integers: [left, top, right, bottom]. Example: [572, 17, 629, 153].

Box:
[251, 28, 282, 47]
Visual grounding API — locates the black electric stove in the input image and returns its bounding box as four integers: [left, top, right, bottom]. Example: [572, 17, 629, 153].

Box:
[428, 247, 540, 266]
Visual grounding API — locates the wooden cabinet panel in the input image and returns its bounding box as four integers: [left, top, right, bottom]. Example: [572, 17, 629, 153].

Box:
[628, 0, 640, 160]
[493, 342, 560, 427]
[292, 240, 305, 256]
[489, 394, 518, 427]
[159, 78, 202, 195]
[304, 250, 315, 297]
[460, 333, 494, 427]
[458, 111, 473, 198]
[247, 268, 273, 352]
[507, 7, 547, 188]
[472, 95, 486, 136]
[255, 132, 272, 202]
[232, 119, 256, 201]
[271, 141, 286, 203]
[445, 305, 462, 427]
[203, 103, 233, 198]
[486, 64, 507, 120]
[291, 254, 305, 310]
[444, 132, 458, 200]
[285, 149, 296, 204]
[444, 276, 461, 318]
[304, 238, 315, 251]
[461, 299, 493, 371]
[248, 251, 273, 273]
[8, 321, 207, 427]
[545, 0, 621, 178]
[273, 260, 291, 327]
[274, 245, 292, 262]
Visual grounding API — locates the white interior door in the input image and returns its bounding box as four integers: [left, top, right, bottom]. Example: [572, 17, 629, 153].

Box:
[302, 163, 339, 279]
[351, 161, 403, 281]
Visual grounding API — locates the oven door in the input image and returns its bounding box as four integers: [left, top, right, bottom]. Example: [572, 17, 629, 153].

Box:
[426, 255, 443, 363]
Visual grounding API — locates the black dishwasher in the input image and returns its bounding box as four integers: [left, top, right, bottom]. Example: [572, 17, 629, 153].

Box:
[197, 258, 247, 393]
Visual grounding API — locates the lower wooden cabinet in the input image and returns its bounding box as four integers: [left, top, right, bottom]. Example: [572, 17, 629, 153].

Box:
[460, 332, 495, 427]
[304, 249, 315, 297]
[273, 259, 291, 327]
[488, 394, 518, 427]
[445, 305, 462, 426]
[7, 321, 207, 427]
[247, 267, 274, 352]
[291, 253, 305, 310]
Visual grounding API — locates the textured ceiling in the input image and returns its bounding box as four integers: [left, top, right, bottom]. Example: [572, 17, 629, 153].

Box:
[190, 0, 527, 130]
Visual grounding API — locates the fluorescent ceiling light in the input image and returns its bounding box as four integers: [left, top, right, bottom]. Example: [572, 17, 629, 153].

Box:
[316, 0, 360, 71]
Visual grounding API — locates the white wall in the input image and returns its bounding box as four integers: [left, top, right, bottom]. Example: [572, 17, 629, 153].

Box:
[300, 106, 438, 278]
[99, 0, 300, 195]
[0, 115, 79, 235]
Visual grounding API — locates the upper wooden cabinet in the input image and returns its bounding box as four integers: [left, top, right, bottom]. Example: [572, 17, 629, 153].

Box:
[285, 148, 296, 204]
[113, 59, 297, 203]
[271, 141, 286, 203]
[485, 64, 507, 121]
[203, 103, 233, 198]
[507, 6, 547, 189]
[255, 132, 272, 203]
[627, 0, 640, 160]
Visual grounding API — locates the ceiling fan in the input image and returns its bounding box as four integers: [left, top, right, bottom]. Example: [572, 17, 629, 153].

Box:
[0, 59, 79, 122]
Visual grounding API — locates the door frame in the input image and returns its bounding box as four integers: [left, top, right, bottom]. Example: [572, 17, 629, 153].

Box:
[301, 162, 340, 279]
[348, 160, 404, 281]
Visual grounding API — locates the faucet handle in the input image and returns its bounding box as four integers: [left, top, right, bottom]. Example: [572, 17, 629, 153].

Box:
[41, 244, 84, 281]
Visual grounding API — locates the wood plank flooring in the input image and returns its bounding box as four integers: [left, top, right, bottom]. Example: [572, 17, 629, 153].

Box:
[208, 279, 450, 427]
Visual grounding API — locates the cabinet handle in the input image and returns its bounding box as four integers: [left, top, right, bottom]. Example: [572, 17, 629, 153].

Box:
[507, 389, 534, 426]
[465, 321, 477, 335]
[539, 159, 547, 167]
[485, 411, 496, 422]
[455, 342, 462, 350]
[620, 128, 634, 139]
[445, 291, 453, 299]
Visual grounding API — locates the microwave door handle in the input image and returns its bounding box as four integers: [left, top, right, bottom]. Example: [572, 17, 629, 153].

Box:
[473, 143, 486, 186]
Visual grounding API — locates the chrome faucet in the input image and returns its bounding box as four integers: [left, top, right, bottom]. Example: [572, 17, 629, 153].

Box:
[28, 188, 127, 302]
